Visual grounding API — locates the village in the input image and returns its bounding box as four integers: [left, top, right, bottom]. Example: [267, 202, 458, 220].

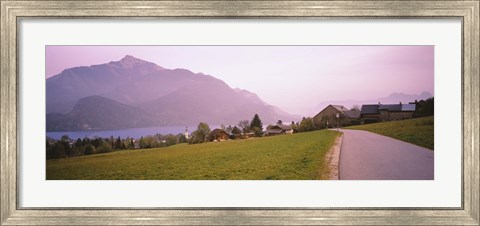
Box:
[46, 98, 433, 159]
[207, 99, 430, 141]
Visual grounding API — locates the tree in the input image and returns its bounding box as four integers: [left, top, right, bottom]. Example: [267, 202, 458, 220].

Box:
[188, 131, 202, 144]
[416, 97, 434, 117]
[82, 138, 90, 147]
[164, 134, 178, 146]
[277, 120, 283, 125]
[188, 122, 211, 144]
[58, 135, 73, 157]
[350, 105, 361, 111]
[197, 122, 211, 142]
[251, 114, 263, 130]
[142, 136, 155, 148]
[109, 136, 115, 149]
[249, 114, 263, 137]
[252, 127, 263, 137]
[74, 138, 84, 156]
[231, 126, 242, 136]
[128, 138, 135, 149]
[97, 142, 112, 153]
[115, 136, 122, 150]
[177, 133, 188, 143]
[60, 135, 70, 141]
[46, 139, 53, 159]
[139, 136, 146, 149]
[50, 141, 66, 159]
[75, 138, 83, 147]
[225, 125, 233, 134]
[92, 137, 103, 148]
[84, 144, 95, 155]
[291, 121, 298, 132]
[238, 120, 250, 134]
[299, 117, 316, 132]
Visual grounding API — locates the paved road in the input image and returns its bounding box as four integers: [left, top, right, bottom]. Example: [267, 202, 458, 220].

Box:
[339, 129, 434, 180]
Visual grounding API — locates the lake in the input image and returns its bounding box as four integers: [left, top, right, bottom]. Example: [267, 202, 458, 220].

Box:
[46, 125, 213, 140]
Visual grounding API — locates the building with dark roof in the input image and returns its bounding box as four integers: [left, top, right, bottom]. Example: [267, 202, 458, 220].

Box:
[313, 105, 361, 128]
[208, 129, 230, 142]
[360, 103, 416, 123]
[344, 110, 361, 119]
[361, 104, 382, 123]
[265, 124, 293, 136]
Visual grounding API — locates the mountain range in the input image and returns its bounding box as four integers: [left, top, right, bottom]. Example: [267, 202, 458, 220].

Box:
[46, 55, 299, 131]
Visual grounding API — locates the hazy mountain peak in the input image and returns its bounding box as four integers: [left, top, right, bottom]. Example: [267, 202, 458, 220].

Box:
[387, 92, 404, 98]
[111, 55, 164, 70]
[123, 54, 136, 59]
[120, 54, 144, 63]
[419, 91, 433, 97]
[233, 88, 271, 106]
[387, 91, 432, 99]
[235, 88, 258, 98]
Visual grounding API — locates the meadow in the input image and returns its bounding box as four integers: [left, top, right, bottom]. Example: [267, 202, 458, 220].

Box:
[347, 116, 434, 150]
[46, 129, 340, 180]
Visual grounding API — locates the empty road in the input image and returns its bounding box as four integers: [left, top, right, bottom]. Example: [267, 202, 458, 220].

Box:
[339, 129, 434, 180]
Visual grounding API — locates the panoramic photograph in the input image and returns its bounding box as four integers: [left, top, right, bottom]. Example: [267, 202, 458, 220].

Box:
[45, 45, 434, 180]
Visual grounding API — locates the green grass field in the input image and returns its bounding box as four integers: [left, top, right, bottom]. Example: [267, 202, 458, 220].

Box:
[46, 130, 340, 180]
[346, 116, 434, 150]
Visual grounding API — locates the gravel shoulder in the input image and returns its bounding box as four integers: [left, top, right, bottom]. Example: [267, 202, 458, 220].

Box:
[326, 134, 343, 180]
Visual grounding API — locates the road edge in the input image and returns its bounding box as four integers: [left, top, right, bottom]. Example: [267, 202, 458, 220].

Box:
[327, 133, 343, 180]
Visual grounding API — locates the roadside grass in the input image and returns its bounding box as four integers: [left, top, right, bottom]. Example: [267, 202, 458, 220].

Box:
[346, 116, 434, 150]
[46, 130, 341, 180]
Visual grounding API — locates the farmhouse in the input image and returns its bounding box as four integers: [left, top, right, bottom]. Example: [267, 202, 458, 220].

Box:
[265, 125, 294, 136]
[209, 129, 230, 141]
[360, 104, 381, 123]
[313, 105, 361, 128]
[360, 103, 416, 123]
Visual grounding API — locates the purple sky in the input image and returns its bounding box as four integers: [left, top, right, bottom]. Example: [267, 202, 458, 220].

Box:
[46, 46, 434, 114]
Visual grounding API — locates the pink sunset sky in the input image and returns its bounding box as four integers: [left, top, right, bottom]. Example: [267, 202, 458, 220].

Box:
[46, 46, 434, 115]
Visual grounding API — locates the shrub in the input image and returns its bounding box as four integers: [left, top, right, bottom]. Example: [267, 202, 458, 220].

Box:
[84, 144, 95, 155]
[350, 119, 361, 125]
[96, 143, 112, 153]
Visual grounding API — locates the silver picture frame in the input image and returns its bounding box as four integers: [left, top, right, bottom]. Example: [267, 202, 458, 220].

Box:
[1, 1, 478, 225]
